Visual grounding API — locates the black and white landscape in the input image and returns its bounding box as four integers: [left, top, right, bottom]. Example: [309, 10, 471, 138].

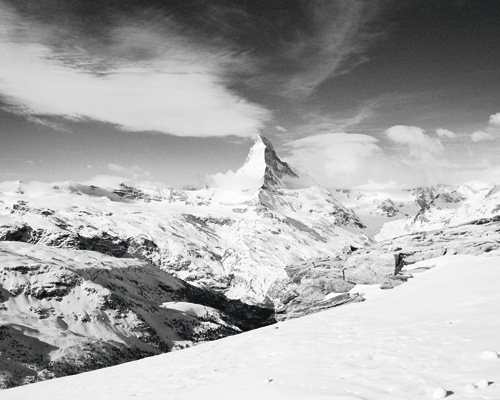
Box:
[1, 1, 500, 399]
[2, 136, 500, 399]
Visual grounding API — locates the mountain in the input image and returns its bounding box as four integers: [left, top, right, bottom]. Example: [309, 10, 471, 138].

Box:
[236, 135, 300, 189]
[0, 241, 274, 388]
[334, 181, 500, 240]
[4, 248, 500, 400]
[0, 136, 369, 307]
[0, 135, 373, 387]
[2, 135, 500, 391]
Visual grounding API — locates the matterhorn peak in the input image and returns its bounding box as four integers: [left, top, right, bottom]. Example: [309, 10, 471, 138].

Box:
[237, 135, 299, 189]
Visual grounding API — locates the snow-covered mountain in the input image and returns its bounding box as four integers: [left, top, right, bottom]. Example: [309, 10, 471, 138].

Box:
[0, 241, 274, 388]
[0, 136, 368, 307]
[4, 247, 500, 400]
[2, 135, 500, 392]
[335, 181, 500, 240]
[0, 135, 373, 387]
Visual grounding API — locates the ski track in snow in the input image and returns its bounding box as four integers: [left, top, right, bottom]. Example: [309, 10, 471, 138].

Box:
[4, 254, 500, 399]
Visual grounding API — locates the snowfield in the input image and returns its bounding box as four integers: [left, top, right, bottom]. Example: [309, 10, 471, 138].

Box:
[5, 253, 500, 400]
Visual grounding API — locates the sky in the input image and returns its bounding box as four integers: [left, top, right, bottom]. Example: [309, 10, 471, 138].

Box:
[0, 0, 499, 191]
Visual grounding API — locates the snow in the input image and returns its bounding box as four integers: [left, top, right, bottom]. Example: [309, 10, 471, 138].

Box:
[432, 387, 447, 399]
[0, 175, 368, 305]
[481, 351, 499, 360]
[348, 284, 385, 300]
[333, 182, 500, 241]
[5, 253, 500, 400]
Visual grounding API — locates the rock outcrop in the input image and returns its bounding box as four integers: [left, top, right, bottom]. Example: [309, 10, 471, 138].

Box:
[273, 217, 500, 320]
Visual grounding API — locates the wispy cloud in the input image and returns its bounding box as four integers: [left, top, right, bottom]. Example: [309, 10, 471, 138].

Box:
[289, 101, 380, 141]
[0, 2, 270, 137]
[250, 0, 388, 98]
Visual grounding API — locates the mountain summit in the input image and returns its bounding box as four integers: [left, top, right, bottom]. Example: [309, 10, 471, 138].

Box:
[237, 135, 299, 189]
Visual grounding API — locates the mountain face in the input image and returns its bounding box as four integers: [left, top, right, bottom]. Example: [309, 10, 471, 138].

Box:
[236, 135, 300, 189]
[335, 181, 500, 240]
[0, 136, 368, 308]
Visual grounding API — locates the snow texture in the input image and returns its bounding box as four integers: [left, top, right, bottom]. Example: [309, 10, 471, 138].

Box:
[4, 254, 500, 400]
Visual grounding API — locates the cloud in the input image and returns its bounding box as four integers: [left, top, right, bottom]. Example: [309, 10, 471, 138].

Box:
[436, 128, 457, 139]
[206, 170, 262, 192]
[0, 3, 270, 138]
[471, 130, 494, 142]
[489, 112, 500, 127]
[79, 175, 127, 188]
[247, 0, 388, 98]
[108, 163, 129, 173]
[470, 112, 500, 142]
[107, 163, 151, 181]
[284, 130, 464, 189]
[385, 125, 443, 160]
[285, 133, 398, 188]
[289, 102, 380, 141]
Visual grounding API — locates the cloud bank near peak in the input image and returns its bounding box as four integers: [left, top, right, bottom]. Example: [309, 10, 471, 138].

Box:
[283, 126, 496, 190]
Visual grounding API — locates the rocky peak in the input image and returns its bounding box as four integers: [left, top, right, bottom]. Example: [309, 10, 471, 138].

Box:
[237, 135, 299, 189]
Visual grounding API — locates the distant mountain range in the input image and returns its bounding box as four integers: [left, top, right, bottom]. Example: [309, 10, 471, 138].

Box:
[334, 181, 500, 240]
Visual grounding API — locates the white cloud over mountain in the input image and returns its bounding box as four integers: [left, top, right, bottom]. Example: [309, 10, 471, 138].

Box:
[284, 126, 500, 190]
[0, 3, 270, 138]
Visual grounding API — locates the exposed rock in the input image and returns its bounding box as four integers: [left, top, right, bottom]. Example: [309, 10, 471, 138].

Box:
[0, 242, 274, 389]
[237, 135, 299, 189]
[276, 293, 365, 320]
[343, 252, 395, 284]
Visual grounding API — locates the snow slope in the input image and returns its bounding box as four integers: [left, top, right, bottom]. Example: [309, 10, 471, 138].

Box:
[5, 253, 500, 400]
